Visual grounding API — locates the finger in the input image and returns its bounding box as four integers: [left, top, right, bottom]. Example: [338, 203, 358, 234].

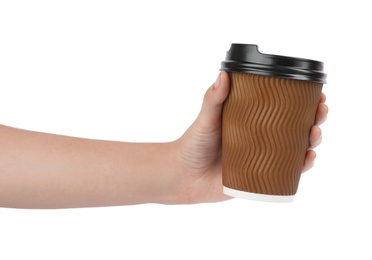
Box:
[315, 102, 328, 125]
[198, 71, 230, 126]
[302, 150, 316, 173]
[207, 71, 230, 105]
[310, 125, 322, 145]
[309, 125, 322, 149]
[319, 92, 326, 104]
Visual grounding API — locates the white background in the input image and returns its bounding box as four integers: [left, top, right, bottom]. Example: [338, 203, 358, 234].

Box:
[1, 0, 371, 259]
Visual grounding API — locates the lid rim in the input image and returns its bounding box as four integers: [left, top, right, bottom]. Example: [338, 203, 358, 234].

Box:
[220, 68, 327, 84]
[221, 61, 327, 83]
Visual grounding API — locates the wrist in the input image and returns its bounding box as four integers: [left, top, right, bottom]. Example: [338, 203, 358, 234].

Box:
[156, 140, 193, 204]
[124, 141, 188, 205]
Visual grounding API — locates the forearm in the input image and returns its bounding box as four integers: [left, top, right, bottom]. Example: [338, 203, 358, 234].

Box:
[0, 125, 182, 209]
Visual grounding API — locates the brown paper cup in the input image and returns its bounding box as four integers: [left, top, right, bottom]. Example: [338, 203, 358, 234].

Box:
[222, 73, 323, 202]
[220, 44, 326, 202]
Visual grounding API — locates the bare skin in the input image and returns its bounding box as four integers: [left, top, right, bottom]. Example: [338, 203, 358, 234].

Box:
[0, 72, 328, 208]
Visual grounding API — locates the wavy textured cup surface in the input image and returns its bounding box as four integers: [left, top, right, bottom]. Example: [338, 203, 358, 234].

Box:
[222, 72, 323, 200]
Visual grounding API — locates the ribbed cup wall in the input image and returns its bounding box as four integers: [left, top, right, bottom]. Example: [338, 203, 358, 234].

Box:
[222, 73, 323, 196]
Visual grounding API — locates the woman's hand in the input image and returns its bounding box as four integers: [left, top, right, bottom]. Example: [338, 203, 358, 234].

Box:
[174, 72, 328, 204]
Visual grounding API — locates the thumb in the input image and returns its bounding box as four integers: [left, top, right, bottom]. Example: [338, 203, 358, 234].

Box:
[197, 71, 230, 128]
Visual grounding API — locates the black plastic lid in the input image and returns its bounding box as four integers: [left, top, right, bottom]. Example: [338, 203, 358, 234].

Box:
[220, 44, 327, 83]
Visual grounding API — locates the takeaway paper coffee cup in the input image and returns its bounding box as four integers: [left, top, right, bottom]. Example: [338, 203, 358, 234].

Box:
[220, 44, 327, 202]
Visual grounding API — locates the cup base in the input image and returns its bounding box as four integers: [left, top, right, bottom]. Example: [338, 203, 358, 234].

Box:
[223, 186, 295, 203]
